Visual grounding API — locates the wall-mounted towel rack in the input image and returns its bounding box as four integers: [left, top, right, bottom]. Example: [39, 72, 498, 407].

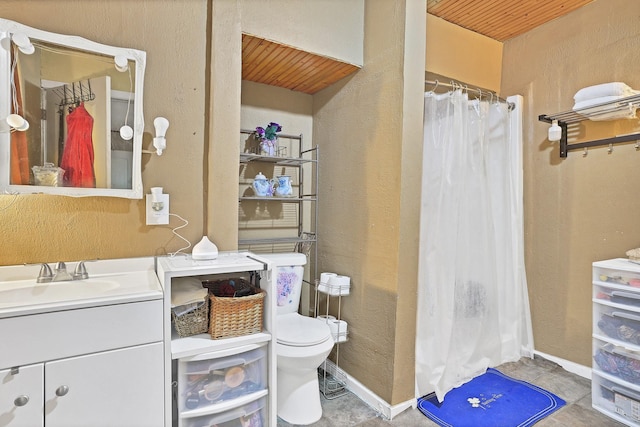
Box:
[539, 94, 640, 157]
[53, 79, 96, 108]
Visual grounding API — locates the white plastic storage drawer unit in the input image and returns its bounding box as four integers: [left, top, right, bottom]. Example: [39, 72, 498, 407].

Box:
[593, 258, 640, 426]
[177, 344, 267, 419]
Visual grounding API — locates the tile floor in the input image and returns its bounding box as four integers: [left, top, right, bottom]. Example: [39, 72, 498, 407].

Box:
[277, 356, 628, 426]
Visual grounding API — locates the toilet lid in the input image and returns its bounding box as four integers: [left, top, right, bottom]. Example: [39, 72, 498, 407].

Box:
[277, 313, 331, 346]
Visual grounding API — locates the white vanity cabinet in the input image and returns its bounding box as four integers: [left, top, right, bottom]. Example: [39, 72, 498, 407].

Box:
[156, 252, 276, 427]
[1, 343, 163, 427]
[592, 258, 640, 426]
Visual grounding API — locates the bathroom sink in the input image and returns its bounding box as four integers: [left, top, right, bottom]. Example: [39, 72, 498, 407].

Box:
[0, 277, 119, 303]
[0, 258, 163, 318]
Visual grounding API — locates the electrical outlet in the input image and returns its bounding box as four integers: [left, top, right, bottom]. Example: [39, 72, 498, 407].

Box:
[146, 193, 169, 225]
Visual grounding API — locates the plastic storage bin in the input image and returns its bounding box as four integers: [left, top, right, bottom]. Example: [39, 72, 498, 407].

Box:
[593, 372, 640, 425]
[178, 346, 267, 413]
[593, 261, 640, 289]
[594, 341, 640, 384]
[181, 396, 266, 427]
[32, 163, 64, 186]
[593, 302, 640, 347]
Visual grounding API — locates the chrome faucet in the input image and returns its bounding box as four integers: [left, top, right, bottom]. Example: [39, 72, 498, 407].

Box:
[35, 261, 90, 283]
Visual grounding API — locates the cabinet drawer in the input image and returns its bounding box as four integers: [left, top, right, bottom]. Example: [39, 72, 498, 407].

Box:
[595, 284, 640, 308]
[181, 396, 265, 427]
[594, 303, 640, 347]
[178, 345, 267, 414]
[594, 339, 640, 385]
[593, 372, 640, 424]
[0, 299, 163, 369]
[593, 261, 640, 291]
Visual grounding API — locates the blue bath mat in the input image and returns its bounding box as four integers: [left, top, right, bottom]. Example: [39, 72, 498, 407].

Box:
[417, 368, 565, 427]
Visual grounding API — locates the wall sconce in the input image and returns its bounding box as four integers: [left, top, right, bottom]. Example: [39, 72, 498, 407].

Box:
[11, 33, 34, 55]
[114, 55, 128, 72]
[153, 117, 169, 155]
[548, 119, 562, 142]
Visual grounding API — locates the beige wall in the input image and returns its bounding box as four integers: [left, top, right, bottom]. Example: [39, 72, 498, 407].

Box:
[240, 0, 364, 66]
[314, 0, 425, 405]
[426, 13, 502, 92]
[0, 0, 207, 265]
[501, 0, 640, 367]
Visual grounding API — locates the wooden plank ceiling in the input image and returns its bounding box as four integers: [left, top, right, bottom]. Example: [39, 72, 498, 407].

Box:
[242, 33, 360, 95]
[427, 0, 595, 41]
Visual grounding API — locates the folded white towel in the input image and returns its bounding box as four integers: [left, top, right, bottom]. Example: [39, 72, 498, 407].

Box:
[573, 95, 637, 121]
[171, 277, 208, 307]
[573, 95, 630, 110]
[574, 82, 638, 103]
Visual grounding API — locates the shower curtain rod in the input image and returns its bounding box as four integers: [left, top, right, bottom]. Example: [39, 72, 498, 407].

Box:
[425, 79, 514, 110]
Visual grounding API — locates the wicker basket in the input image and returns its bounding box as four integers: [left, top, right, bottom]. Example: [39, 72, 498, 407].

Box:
[172, 297, 210, 338]
[209, 287, 265, 340]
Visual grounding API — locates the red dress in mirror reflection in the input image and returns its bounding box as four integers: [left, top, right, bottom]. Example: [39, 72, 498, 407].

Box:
[61, 103, 96, 188]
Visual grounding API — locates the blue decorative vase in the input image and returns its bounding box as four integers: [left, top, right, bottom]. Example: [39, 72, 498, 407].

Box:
[275, 175, 292, 197]
[252, 172, 274, 197]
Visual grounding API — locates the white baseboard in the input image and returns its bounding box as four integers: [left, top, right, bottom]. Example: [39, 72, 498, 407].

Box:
[322, 359, 414, 420]
[533, 350, 592, 379]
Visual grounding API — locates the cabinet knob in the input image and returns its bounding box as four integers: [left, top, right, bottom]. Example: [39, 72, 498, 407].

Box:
[14, 395, 29, 407]
[55, 385, 69, 397]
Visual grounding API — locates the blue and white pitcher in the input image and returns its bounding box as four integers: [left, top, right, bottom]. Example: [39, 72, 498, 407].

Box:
[275, 175, 293, 197]
[252, 172, 274, 197]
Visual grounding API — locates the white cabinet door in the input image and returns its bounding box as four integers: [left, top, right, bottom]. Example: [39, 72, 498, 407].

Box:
[44, 342, 164, 427]
[0, 364, 44, 427]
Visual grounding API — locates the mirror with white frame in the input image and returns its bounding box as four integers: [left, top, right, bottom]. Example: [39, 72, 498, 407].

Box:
[0, 18, 145, 198]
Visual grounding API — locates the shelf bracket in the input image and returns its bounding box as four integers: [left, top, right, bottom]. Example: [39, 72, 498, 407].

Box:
[539, 114, 640, 158]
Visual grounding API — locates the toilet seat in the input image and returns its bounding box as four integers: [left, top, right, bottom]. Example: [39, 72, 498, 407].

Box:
[277, 313, 331, 346]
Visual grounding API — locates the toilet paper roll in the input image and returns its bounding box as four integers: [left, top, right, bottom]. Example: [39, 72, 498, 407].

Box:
[318, 272, 337, 293]
[317, 314, 336, 323]
[329, 275, 350, 286]
[329, 320, 348, 342]
[327, 275, 351, 295]
[320, 272, 337, 283]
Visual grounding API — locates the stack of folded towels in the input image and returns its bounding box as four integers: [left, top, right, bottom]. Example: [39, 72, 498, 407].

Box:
[171, 277, 208, 316]
[573, 82, 639, 121]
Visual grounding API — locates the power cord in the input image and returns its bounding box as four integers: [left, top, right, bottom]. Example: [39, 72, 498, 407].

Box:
[0, 191, 19, 211]
[168, 213, 191, 257]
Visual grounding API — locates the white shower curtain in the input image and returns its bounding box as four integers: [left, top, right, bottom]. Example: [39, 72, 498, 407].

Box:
[415, 90, 534, 402]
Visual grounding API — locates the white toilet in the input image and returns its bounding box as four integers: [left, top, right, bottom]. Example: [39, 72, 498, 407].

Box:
[261, 253, 334, 425]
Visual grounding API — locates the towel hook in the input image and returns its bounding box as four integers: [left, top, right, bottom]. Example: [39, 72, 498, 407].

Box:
[583, 147, 588, 157]
[608, 142, 614, 154]
[635, 140, 640, 150]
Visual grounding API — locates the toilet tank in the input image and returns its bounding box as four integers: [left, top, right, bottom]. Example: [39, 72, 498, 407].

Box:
[259, 253, 307, 314]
